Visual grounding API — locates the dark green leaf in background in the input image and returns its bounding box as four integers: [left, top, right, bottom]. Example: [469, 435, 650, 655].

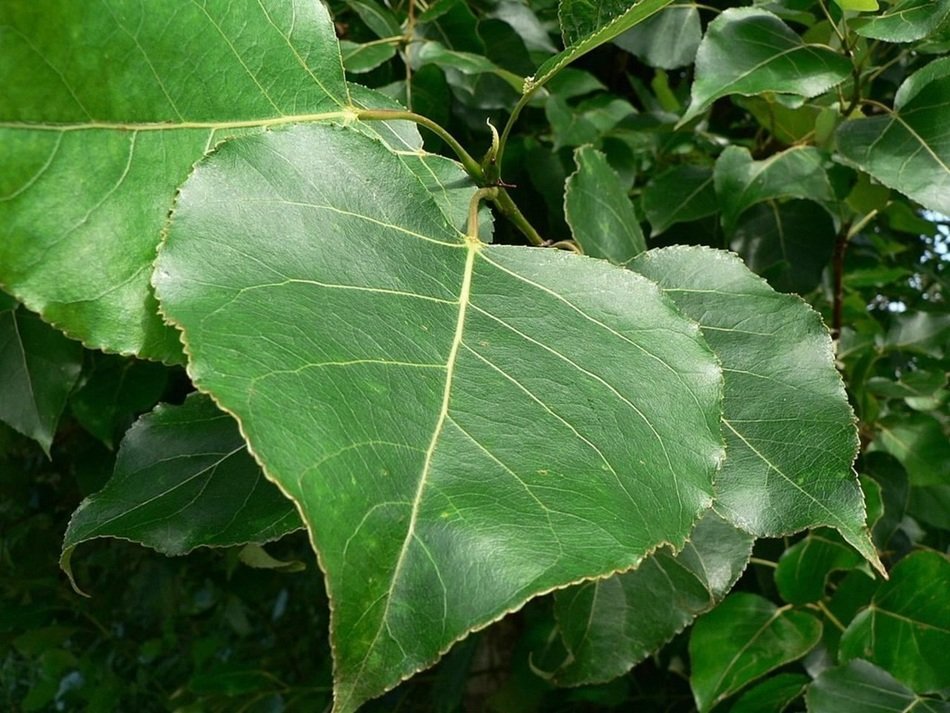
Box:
[155, 123, 724, 712]
[729, 673, 809, 713]
[565, 145, 646, 263]
[642, 165, 718, 236]
[689, 592, 822, 712]
[873, 413, 950, 487]
[630, 248, 880, 571]
[551, 511, 753, 686]
[854, 0, 950, 43]
[837, 57, 950, 215]
[0, 293, 82, 454]
[840, 549, 950, 692]
[62, 394, 301, 586]
[807, 659, 950, 713]
[613, 3, 701, 70]
[775, 532, 863, 605]
[681, 8, 852, 124]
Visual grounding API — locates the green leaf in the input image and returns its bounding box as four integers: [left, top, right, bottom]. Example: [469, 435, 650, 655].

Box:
[834, 0, 880, 11]
[689, 593, 822, 712]
[853, 0, 950, 42]
[807, 659, 950, 713]
[862, 453, 910, 549]
[0, 296, 82, 454]
[348, 0, 403, 39]
[613, 4, 702, 70]
[714, 146, 837, 235]
[154, 124, 725, 712]
[413, 42, 525, 92]
[630, 247, 881, 572]
[546, 95, 636, 150]
[551, 511, 753, 686]
[775, 532, 863, 605]
[883, 310, 950, 358]
[730, 200, 836, 294]
[836, 58, 950, 215]
[873, 413, 950, 486]
[69, 354, 168, 448]
[681, 8, 852, 125]
[341, 41, 397, 74]
[840, 549, 950, 692]
[528, 0, 674, 94]
[565, 146, 646, 263]
[642, 165, 718, 236]
[61, 394, 301, 588]
[729, 673, 809, 713]
[0, 0, 354, 361]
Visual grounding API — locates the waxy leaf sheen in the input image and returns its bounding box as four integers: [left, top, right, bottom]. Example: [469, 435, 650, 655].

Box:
[154, 124, 724, 712]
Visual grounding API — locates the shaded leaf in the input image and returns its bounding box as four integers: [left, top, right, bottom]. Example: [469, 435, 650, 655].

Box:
[349, 0, 402, 39]
[883, 310, 950, 358]
[854, 0, 950, 42]
[836, 58, 950, 215]
[730, 200, 836, 293]
[551, 511, 753, 686]
[775, 532, 863, 605]
[613, 4, 701, 70]
[630, 247, 880, 571]
[154, 124, 724, 712]
[729, 673, 809, 713]
[840, 549, 950, 692]
[565, 145, 645, 263]
[642, 165, 717, 236]
[681, 8, 851, 124]
[0, 295, 82, 454]
[61, 394, 301, 586]
[714, 146, 836, 235]
[689, 593, 822, 712]
[342, 41, 397, 74]
[873, 413, 950, 486]
[807, 659, 950, 713]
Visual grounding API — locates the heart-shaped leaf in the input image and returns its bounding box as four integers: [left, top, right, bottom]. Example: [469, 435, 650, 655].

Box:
[681, 8, 852, 124]
[154, 124, 725, 711]
[836, 57, 950, 215]
[61, 393, 301, 589]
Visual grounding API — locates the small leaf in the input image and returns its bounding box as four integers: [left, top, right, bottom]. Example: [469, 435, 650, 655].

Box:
[681, 8, 852, 124]
[689, 593, 822, 712]
[551, 511, 753, 686]
[854, 0, 950, 42]
[342, 41, 397, 74]
[238, 543, 306, 573]
[0, 296, 82, 454]
[565, 146, 646, 263]
[840, 549, 950, 692]
[883, 310, 950, 358]
[729, 673, 809, 713]
[154, 124, 725, 712]
[642, 165, 717, 236]
[775, 532, 863, 605]
[61, 393, 302, 588]
[873, 413, 950, 486]
[714, 146, 836, 235]
[348, 0, 403, 39]
[808, 659, 950, 713]
[613, 4, 701, 70]
[834, 0, 880, 11]
[630, 247, 881, 573]
[836, 58, 950, 215]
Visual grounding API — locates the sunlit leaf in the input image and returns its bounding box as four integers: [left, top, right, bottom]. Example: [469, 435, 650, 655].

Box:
[154, 123, 725, 712]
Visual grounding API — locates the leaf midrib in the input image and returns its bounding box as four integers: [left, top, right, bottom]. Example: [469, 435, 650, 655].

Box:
[0, 110, 354, 132]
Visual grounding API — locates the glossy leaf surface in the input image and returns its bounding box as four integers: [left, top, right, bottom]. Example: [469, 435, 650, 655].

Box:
[62, 394, 301, 581]
[836, 58, 950, 215]
[0, 293, 82, 454]
[551, 511, 753, 686]
[630, 247, 879, 570]
[613, 4, 701, 70]
[565, 146, 645, 264]
[682, 8, 851, 124]
[807, 659, 950, 713]
[840, 549, 950, 692]
[154, 124, 724, 712]
[854, 0, 950, 42]
[689, 593, 822, 712]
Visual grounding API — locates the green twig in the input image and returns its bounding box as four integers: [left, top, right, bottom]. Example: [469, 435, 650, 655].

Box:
[467, 187, 499, 240]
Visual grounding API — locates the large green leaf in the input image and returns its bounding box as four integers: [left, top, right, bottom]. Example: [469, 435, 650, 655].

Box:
[61, 393, 301, 587]
[689, 593, 822, 712]
[836, 58, 950, 215]
[854, 0, 950, 42]
[681, 8, 852, 124]
[0, 293, 83, 454]
[565, 145, 645, 264]
[630, 248, 881, 572]
[551, 511, 753, 686]
[153, 124, 725, 712]
[642, 165, 717, 236]
[527, 0, 674, 93]
[613, 3, 701, 70]
[808, 660, 950, 713]
[840, 549, 950, 692]
[713, 146, 837, 235]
